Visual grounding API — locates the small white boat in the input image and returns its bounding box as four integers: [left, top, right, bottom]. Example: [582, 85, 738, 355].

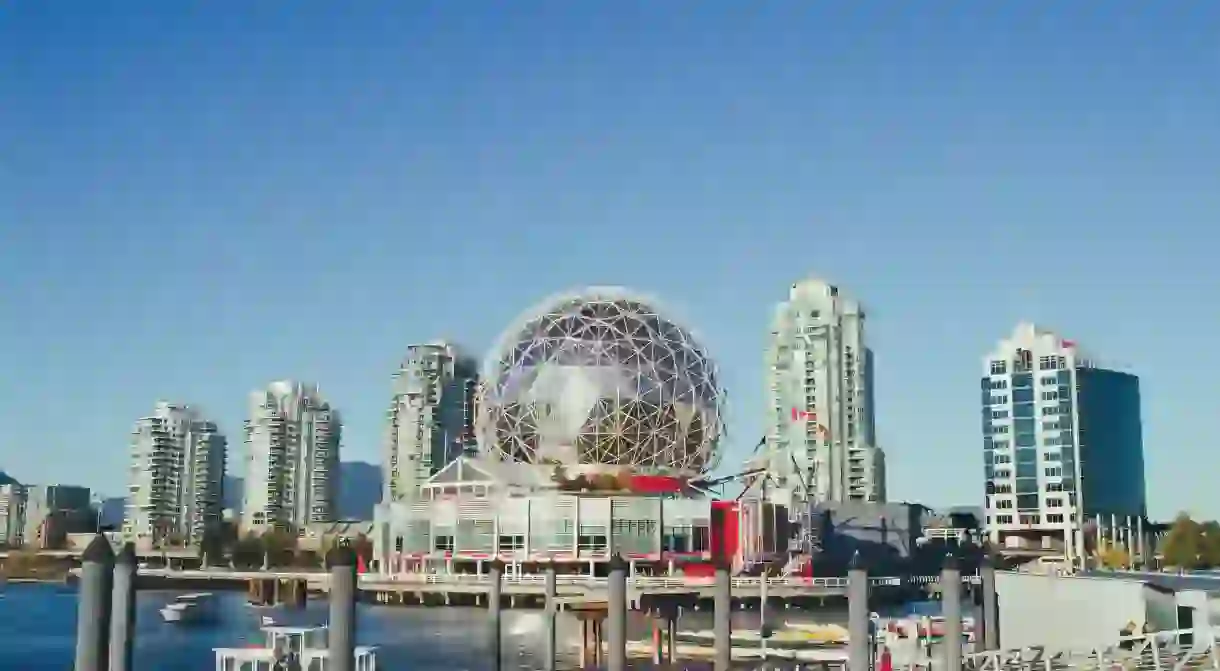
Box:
[160, 592, 218, 624]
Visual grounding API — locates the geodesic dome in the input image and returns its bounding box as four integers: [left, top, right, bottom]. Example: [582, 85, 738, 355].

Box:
[477, 287, 724, 476]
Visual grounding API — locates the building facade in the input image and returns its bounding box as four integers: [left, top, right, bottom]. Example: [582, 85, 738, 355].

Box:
[24, 483, 93, 550]
[981, 323, 1147, 564]
[124, 402, 227, 550]
[764, 278, 886, 505]
[242, 381, 342, 532]
[383, 343, 478, 502]
[0, 480, 25, 546]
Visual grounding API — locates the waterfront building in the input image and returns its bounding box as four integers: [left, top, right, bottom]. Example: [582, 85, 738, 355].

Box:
[371, 288, 792, 575]
[981, 323, 1147, 565]
[124, 402, 227, 550]
[763, 277, 886, 506]
[23, 483, 93, 550]
[382, 342, 479, 502]
[242, 381, 342, 532]
[0, 478, 25, 546]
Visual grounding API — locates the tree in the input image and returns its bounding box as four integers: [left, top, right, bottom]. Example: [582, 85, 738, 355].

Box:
[232, 532, 265, 568]
[1097, 546, 1132, 570]
[260, 529, 298, 567]
[1200, 521, 1220, 568]
[1161, 513, 1204, 569]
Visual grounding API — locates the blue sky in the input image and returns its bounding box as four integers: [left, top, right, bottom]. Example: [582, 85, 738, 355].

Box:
[2, 2, 1217, 518]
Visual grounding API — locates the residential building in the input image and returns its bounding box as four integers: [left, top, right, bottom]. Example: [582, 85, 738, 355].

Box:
[383, 342, 478, 502]
[0, 478, 25, 547]
[981, 323, 1146, 565]
[242, 381, 342, 532]
[124, 402, 227, 550]
[23, 483, 93, 550]
[764, 278, 886, 505]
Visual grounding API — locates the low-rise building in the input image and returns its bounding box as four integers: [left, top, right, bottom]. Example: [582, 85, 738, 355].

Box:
[22, 484, 94, 550]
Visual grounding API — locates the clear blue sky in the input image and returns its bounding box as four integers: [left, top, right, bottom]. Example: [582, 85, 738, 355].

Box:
[2, 2, 1217, 518]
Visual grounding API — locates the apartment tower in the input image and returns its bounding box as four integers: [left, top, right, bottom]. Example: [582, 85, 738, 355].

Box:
[241, 381, 342, 532]
[383, 342, 479, 502]
[981, 323, 1146, 566]
[124, 402, 227, 549]
[765, 278, 885, 505]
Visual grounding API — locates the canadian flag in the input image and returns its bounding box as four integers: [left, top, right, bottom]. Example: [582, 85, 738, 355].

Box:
[791, 408, 817, 421]
[1062, 340, 1076, 348]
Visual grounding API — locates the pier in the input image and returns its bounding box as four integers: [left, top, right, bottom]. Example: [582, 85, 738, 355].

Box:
[60, 532, 1220, 671]
[129, 566, 980, 608]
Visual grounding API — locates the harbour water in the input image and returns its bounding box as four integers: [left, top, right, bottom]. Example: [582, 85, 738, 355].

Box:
[0, 583, 864, 669]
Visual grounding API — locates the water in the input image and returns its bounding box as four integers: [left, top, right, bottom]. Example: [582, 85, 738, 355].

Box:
[0, 583, 852, 670]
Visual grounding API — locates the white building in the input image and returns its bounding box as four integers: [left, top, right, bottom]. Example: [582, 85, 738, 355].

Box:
[763, 277, 886, 505]
[383, 342, 478, 502]
[124, 402, 227, 549]
[981, 323, 1146, 566]
[242, 381, 342, 532]
[0, 481, 25, 546]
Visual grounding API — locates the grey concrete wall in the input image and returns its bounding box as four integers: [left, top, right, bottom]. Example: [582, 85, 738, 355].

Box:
[995, 572, 1147, 651]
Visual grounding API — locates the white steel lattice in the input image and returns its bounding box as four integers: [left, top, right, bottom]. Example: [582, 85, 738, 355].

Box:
[477, 287, 725, 475]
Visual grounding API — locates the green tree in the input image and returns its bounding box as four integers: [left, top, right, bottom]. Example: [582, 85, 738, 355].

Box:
[260, 529, 298, 567]
[1199, 520, 1220, 568]
[1160, 513, 1203, 569]
[232, 532, 265, 568]
[1098, 546, 1132, 570]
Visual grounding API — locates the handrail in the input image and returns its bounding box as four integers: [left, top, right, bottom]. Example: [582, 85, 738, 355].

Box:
[137, 567, 979, 587]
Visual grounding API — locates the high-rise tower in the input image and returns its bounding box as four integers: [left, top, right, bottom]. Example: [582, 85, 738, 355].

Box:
[241, 381, 341, 532]
[124, 402, 227, 549]
[383, 342, 479, 502]
[981, 323, 1146, 565]
[764, 278, 885, 505]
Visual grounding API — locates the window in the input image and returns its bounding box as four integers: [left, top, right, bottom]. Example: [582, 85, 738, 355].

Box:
[1046, 498, 1063, 508]
[1041, 390, 1058, 401]
[1040, 375, 1058, 385]
[993, 454, 1011, 465]
[1045, 466, 1063, 478]
[990, 360, 1007, 375]
[997, 515, 1014, 524]
[434, 535, 455, 552]
[991, 409, 1009, 419]
[1047, 514, 1065, 524]
[1043, 451, 1060, 461]
[1019, 514, 1039, 525]
[991, 439, 1010, 449]
[1039, 356, 1060, 370]
[995, 499, 1014, 509]
[994, 469, 1012, 479]
[989, 379, 1008, 390]
[1046, 483, 1065, 492]
[498, 535, 526, 551]
[988, 425, 1010, 435]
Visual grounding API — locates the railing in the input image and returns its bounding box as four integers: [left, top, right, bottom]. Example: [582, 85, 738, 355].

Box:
[138, 567, 981, 588]
[957, 629, 1219, 671]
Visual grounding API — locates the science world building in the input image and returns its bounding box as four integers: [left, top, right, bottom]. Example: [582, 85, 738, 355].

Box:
[372, 287, 789, 576]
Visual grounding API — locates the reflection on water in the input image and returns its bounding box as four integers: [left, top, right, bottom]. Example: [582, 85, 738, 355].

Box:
[0, 583, 849, 670]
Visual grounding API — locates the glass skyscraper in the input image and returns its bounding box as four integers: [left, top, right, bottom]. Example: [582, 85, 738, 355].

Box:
[981, 323, 1146, 565]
